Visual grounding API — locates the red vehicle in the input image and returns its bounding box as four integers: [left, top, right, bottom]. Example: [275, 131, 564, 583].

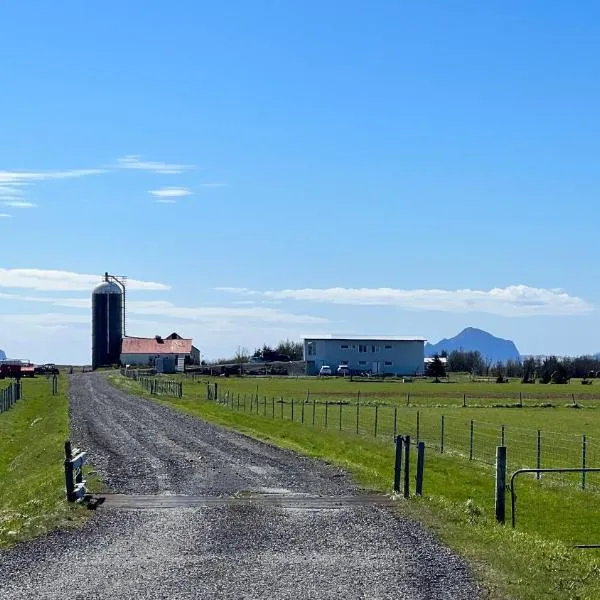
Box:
[0, 360, 35, 379]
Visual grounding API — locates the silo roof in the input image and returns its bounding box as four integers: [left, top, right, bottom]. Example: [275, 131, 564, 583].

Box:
[93, 281, 122, 294]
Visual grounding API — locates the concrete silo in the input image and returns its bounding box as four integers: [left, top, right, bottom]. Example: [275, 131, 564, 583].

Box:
[91, 273, 124, 370]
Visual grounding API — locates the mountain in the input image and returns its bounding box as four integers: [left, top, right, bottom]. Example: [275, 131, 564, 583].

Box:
[0, 349, 5, 361]
[425, 328, 521, 363]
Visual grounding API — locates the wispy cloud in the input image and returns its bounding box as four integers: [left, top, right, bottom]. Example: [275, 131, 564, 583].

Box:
[155, 198, 177, 204]
[0, 268, 170, 292]
[0, 186, 25, 197]
[216, 285, 593, 317]
[0, 213, 11, 218]
[2, 201, 36, 208]
[0, 168, 105, 185]
[149, 186, 192, 198]
[117, 155, 193, 174]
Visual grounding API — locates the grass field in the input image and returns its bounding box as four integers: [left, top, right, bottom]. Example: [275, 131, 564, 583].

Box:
[112, 372, 600, 600]
[0, 376, 90, 548]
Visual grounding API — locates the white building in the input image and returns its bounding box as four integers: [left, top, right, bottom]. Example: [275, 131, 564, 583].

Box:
[121, 333, 200, 368]
[303, 335, 426, 376]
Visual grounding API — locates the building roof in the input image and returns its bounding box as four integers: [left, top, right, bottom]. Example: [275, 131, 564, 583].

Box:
[303, 334, 427, 342]
[121, 336, 193, 355]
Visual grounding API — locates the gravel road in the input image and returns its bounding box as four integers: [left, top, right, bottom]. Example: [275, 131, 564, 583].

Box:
[0, 373, 481, 599]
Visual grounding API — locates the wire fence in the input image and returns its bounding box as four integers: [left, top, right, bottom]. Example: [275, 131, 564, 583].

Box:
[0, 382, 22, 414]
[121, 368, 183, 398]
[205, 383, 600, 491]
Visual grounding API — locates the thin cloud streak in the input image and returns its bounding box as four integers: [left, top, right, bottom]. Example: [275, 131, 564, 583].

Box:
[216, 284, 593, 317]
[0, 168, 105, 184]
[149, 187, 192, 198]
[155, 198, 177, 204]
[2, 201, 36, 208]
[117, 155, 194, 174]
[0, 268, 170, 292]
[0, 214, 11, 218]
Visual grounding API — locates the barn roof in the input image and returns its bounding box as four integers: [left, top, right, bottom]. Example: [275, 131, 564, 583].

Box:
[121, 336, 193, 355]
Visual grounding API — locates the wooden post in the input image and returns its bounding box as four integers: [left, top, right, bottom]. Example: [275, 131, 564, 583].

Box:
[64, 441, 74, 502]
[416, 442, 425, 496]
[495, 446, 507, 524]
[416, 411, 420, 442]
[301, 398, 305, 424]
[463, 393, 466, 407]
[501, 424, 505, 447]
[281, 397, 284, 419]
[374, 405, 378, 437]
[536, 430, 541, 480]
[272, 396, 275, 418]
[440, 415, 445, 453]
[469, 420, 474, 460]
[325, 401, 329, 428]
[291, 398, 294, 421]
[356, 395, 360, 434]
[403, 435, 411, 498]
[393, 406, 397, 439]
[582, 434, 587, 490]
[393, 436, 403, 492]
[312, 396, 316, 426]
[339, 402, 343, 431]
[406, 392, 410, 406]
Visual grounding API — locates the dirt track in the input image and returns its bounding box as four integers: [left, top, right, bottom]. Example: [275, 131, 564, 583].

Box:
[0, 373, 481, 599]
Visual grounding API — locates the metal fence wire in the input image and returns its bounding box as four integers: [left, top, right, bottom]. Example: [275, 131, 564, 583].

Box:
[204, 383, 600, 491]
[0, 382, 21, 414]
[121, 368, 183, 398]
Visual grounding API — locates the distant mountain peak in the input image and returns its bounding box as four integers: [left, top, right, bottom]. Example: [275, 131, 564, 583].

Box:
[0, 349, 5, 361]
[425, 328, 520, 363]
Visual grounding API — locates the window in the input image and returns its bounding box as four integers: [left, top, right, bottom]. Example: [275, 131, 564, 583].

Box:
[385, 361, 393, 366]
[358, 344, 367, 353]
[371, 345, 380, 352]
[359, 360, 367, 365]
[307, 341, 316, 356]
[340, 360, 348, 366]
[384, 345, 393, 350]
[340, 344, 349, 350]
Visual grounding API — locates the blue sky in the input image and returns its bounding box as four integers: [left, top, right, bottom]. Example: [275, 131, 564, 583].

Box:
[1, 2, 599, 363]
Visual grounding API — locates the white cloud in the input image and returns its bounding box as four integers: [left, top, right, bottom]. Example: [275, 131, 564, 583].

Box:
[0, 213, 11, 218]
[117, 155, 193, 174]
[216, 284, 593, 317]
[0, 268, 170, 292]
[0, 168, 105, 185]
[2, 201, 36, 208]
[149, 187, 192, 198]
[155, 198, 177, 204]
[0, 186, 25, 197]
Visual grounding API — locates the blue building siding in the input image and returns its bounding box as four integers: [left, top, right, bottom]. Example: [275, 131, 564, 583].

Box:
[303, 337, 425, 376]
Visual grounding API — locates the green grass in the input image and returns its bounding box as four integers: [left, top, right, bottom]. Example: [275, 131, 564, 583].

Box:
[111, 373, 600, 600]
[0, 376, 92, 548]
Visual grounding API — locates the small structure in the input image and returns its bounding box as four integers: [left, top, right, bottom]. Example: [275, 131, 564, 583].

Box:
[303, 335, 426, 376]
[120, 333, 200, 369]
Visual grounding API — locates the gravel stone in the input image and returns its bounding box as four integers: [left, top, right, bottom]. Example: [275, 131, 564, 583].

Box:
[0, 373, 482, 599]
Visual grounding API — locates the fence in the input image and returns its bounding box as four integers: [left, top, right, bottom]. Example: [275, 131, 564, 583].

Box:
[64, 440, 87, 502]
[204, 384, 600, 490]
[0, 382, 21, 414]
[121, 368, 183, 398]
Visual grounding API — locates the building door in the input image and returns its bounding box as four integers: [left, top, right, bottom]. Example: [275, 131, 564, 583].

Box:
[372, 362, 380, 375]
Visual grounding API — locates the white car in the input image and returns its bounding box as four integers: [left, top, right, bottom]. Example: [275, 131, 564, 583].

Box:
[319, 365, 332, 376]
[337, 365, 351, 375]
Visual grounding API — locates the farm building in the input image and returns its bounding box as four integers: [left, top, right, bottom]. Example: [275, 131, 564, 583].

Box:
[120, 333, 200, 370]
[303, 335, 426, 376]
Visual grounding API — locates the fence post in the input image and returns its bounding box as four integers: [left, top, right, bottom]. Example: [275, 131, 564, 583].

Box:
[301, 398, 305, 424]
[495, 446, 507, 524]
[272, 396, 275, 418]
[416, 410, 420, 442]
[291, 398, 295, 421]
[281, 397, 284, 420]
[463, 393, 466, 407]
[264, 396, 267, 416]
[356, 395, 360, 434]
[406, 392, 410, 406]
[440, 415, 445, 453]
[403, 435, 411, 498]
[501, 424, 505, 447]
[416, 441, 425, 496]
[393, 436, 403, 492]
[519, 391, 523, 407]
[313, 396, 316, 426]
[339, 402, 343, 431]
[393, 406, 397, 439]
[374, 405, 378, 437]
[536, 430, 541, 480]
[582, 434, 587, 490]
[64, 441, 74, 502]
[325, 401, 329, 428]
[469, 420, 474, 460]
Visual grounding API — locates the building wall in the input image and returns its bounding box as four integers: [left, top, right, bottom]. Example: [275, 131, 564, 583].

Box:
[121, 352, 189, 366]
[303, 339, 424, 375]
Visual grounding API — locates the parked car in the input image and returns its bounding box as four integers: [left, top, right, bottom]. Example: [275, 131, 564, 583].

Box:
[319, 365, 332, 376]
[337, 364, 351, 376]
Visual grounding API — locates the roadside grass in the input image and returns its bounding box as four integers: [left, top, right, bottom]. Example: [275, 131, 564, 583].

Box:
[110, 373, 600, 600]
[0, 376, 91, 549]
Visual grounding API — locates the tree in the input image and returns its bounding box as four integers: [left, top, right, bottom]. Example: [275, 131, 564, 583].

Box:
[427, 354, 446, 382]
[275, 339, 303, 361]
[234, 346, 250, 364]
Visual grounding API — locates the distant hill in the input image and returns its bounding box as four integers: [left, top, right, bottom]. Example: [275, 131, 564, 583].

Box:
[0, 349, 5, 361]
[425, 328, 521, 363]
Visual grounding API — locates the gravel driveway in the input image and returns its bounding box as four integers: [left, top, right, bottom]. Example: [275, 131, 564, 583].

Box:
[0, 373, 481, 599]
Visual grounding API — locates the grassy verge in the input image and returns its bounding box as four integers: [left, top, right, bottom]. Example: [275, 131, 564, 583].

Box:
[0, 377, 92, 549]
[110, 373, 600, 600]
